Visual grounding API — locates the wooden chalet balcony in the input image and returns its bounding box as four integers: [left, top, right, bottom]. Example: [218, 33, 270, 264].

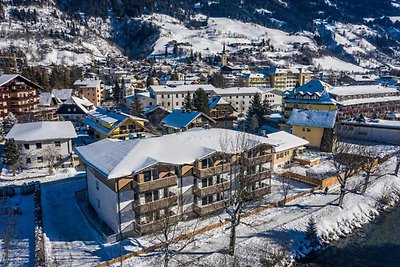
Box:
[133, 213, 180, 234]
[247, 184, 271, 200]
[243, 154, 272, 165]
[247, 168, 271, 183]
[193, 199, 227, 216]
[133, 193, 178, 214]
[132, 175, 178, 193]
[194, 162, 231, 178]
[193, 180, 230, 197]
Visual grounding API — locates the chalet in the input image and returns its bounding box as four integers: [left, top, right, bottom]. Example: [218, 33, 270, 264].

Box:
[6, 121, 77, 169]
[38, 92, 61, 121]
[0, 74, 41, 120]
[208, 96, 236, 129]
[75, 128, 274, 235]
[51, 89, 73, 102]
[143, 105, 171, 127]
[161, 109, 215, 134]
[83, 107, 149, 140]
[56, 96, 95, 123]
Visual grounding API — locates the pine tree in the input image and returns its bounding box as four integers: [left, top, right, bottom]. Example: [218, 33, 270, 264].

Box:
[130, 94, 143, 117]
[193, 88, 210, 115]
[112, 81, 122, 104]
[262, 97, 273, 116]
[0, 122, 4, 141]
[245, 93, 264, 131]
[3, 112, 18, 134]
[183, 92, 194, 111]
[2, 138, 19, 176]
[305, 217, 319, 247]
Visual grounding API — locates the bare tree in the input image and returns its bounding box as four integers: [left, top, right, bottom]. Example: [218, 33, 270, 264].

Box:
[395, 149, 400, 176]
[279, 174, 291, 206]
[42, 146, 61, 175]
[331, 139, 364, 208]
[356, 146, 382, 195]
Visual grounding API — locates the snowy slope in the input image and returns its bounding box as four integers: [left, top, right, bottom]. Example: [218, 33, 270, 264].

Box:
[0, 1, 123, 66]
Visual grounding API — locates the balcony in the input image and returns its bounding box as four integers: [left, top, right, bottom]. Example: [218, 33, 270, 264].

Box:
[243, 154, 272, 165]
[193, 199, 227, 216]
[193, 180, 230, 197]
[246, 184, 271, 200]
[194, 162, 231, 178]
[132, 175, 177, 193]
[133, 212, 180, 234]
[133, 193, 178, 214]
[247, 168, 271, 183]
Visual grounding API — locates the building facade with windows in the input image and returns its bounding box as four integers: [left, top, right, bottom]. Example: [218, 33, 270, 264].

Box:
[73, 78, 105, 107]
[75, 129, 275, 236]
[6, 121, 77, 169]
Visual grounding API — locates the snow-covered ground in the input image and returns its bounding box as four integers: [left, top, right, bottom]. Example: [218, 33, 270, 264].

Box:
[313, 56, 366, 72]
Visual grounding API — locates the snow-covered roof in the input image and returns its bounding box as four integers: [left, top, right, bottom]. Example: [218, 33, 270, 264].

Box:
[73, 78, 103, 88]
[345, 74, 379, 82]
[284, 80, 335, 105]
[74, 128, 307, 179]
[143, 105, 170, 115]
[213, 87, 263, 95]
[209, 96, 229, 109]
[329, 85, 399, 96]
[341, 118, 400, 130]
[149, 84, 216, 93]
[6, 121, 77, 142]
[336, 95, 400, 106]
[161, 109, 213, 129]
[0, 74, 43, 89]
[39, 92, 60, 106]
[287, 108, 337, 129]
[63, 96, 94, 114]
[51, 89, 73, 101]
[266, 131, 309, 152]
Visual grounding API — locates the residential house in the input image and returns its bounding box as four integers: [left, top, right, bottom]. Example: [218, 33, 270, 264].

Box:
[161, 109, 215, 133]
[56, 96, 95, 123]
[83, 107, 149, 140]
[241, 73, 267, 87]
[143, 105, 171, 127]
[208, 96, 236, 129]
[340, 74, 379, 85]
[51, 89, 73, 102]
[38, 92, 61, 121]
[0, 74, 41, 120]
[6, 121, 77, 169]
[74, 128, 273, 235]
[288, 108, 337, 149]
[73, 78, 105, 107]
[213, 87, 265, 115]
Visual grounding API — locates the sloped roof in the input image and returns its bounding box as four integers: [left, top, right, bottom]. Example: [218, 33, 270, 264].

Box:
[51, 89, 73, 101]
[143, 105, 171, 115]
[75, 128, 307, 179]
[287, 108, 337, 129]
[73, 78, 102, 88]
[0, 74, 43, 89]
[161, 109, 213, 129]
[209, 96, 229, 110]
[6, 121, 77, 142]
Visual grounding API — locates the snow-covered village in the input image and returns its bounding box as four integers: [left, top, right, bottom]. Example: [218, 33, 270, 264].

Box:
[1, 1, 400, 267]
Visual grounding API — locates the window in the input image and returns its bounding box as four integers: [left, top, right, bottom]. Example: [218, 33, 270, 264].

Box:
[36, 143, 42, 149]
[143, 169, 158, 182]
[201, 195, 214, 206]
[37, 156, 43, 163]
[176, 102, 179, 106]
[96, 180, 99, 190]
[26, 158, 31, 164]
[24, 144, 30, 150]
[201, 158, 211, 169]
[55, 141, 61, 147]
[144, 190, 159, 203]
[306, 128, 311, 132]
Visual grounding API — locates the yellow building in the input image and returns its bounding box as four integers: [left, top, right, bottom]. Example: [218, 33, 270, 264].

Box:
[288, 108, 337, 150]
[241, 73, 267, 87]
[263, 67, 312, 89]
[73, 78, 105, 107]
[83, 107, 149, 140]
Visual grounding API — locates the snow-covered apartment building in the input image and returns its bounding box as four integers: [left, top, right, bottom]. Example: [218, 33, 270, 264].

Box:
[75, 128, 308, 236]
[6, 121, 77, 169]
[148, 84, 278, 114]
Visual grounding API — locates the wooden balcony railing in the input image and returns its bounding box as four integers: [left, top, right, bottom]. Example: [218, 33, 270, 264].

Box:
[247, 184, 271, 200]
[132, 175, 177, 193]
[193, 180, 230, 197]
[194, 162, 231, 178]
[247, 169, 271, 183]
[133, 213, 180, 234]
[133, 193, 178, 214]
[243, 154, 272, 165]
[193, 199, 227, 216]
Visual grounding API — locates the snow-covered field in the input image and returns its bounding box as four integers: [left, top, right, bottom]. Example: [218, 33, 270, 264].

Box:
[313, 56, 366, 72]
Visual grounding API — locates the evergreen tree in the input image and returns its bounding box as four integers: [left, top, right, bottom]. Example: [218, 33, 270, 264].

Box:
[2, 138, 19, 176]
[130, 93, 143, 117]
[112, 81, 122, 104]
[0, 122, 4, 141]
[193, 88, 210, 115]
[262, 97, 273, 117]
[245, 93, 264, 131]
[305, 217, 319, 247]
[183, 92, 194, 111]
[3, 112, 18, 134]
